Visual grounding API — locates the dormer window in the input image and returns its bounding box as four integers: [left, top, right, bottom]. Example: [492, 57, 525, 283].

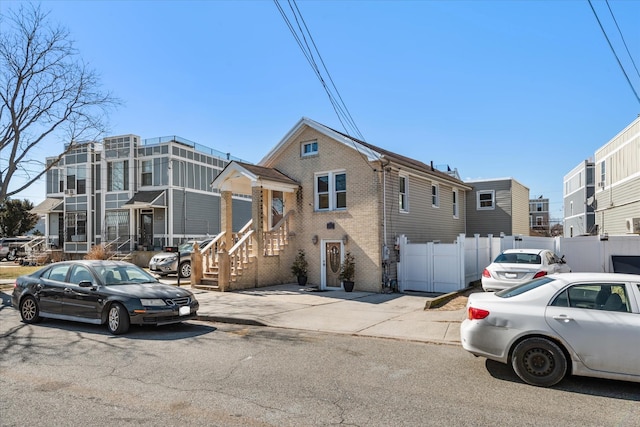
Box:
[301, 140, 318, 157]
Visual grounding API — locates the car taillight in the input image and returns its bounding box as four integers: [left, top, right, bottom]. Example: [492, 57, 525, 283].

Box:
[482, 269, 490, 278]
[533, 271, 547, 278]
[468, 307, 490, 320]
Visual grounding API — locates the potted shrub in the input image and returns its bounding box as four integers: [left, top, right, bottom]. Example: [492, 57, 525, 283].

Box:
[339, 251, 355, 292]
[291, 249, 308, 286]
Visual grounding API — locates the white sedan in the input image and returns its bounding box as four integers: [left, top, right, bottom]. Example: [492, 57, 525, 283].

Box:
[481, 248, 571, 292]
[461, 272, 640, 387]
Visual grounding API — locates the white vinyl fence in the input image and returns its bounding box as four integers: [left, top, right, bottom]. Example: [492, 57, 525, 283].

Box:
[396, 233, 640, 294]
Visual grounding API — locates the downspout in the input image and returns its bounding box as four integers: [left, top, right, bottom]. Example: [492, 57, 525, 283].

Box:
[381, 157, 391, 246]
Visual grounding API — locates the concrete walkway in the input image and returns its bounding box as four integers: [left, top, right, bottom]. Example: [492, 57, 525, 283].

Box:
[1, 274, 465, 345]
[186, 284, 465, 345]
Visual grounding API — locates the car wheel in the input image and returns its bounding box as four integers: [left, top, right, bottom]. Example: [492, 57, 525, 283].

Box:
[7, 249, 17, 261]
[178, 261, 191, 278]
[19, 296, 41, 324]
[107, 303, 130, 335]
[511, 337, 567, 387]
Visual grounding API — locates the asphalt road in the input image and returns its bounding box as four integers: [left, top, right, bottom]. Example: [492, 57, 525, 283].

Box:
[1, 290, 639, 427]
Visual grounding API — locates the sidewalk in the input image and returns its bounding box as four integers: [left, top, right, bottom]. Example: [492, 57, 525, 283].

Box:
[1, 277, 465, 345]
[185, 283, 465, 345]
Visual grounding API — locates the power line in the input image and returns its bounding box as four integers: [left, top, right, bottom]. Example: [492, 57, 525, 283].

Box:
[588, 0, 640, 105]
[605, 0, 640, 80]
[273, 0, 366, 141]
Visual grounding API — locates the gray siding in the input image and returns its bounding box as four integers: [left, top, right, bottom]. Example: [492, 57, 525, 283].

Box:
[594, 116, 640, 235]
[465, 180, 511, 236]
[232, 198, 252, 231]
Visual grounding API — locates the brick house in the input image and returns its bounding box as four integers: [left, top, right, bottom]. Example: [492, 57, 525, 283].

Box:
[201, 117, 471, 292]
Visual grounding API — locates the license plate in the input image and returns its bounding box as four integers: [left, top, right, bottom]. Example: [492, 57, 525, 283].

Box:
[505, 273, 517, 279]
[179, 306, 190, 316]
[150, 263, 156, 270]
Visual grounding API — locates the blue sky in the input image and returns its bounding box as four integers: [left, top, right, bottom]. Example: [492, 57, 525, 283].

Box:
[5, 0, 640, 219]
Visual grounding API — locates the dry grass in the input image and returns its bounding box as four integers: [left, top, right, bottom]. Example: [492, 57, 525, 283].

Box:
[0, 265, 41, 280]
[84, 244, 113, 260]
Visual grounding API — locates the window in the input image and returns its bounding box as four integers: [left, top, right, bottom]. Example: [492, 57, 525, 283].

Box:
[431, 184, 439, 207]
[399, 175, 408, 212]
[551, 284, 629, 312]
[600, 161, 606, 186]
[452, 189, 459, 218]
[65, 211, 87, 242]
[477, 190, 495, 210]
[315, 171, 346, 211]
[66, 165, 85, 193]
[301, 141, 318, 157]
[141, 160, 152, 186]
[108, 160, 129, 191]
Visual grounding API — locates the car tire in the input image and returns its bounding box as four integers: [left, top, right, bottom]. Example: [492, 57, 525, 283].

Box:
[7, 249, 17, 262]
[511, 337, 567, 387]
[107, 303, 130, 335]
[19, 296, 41, 324]
[178, 261, 191, 279]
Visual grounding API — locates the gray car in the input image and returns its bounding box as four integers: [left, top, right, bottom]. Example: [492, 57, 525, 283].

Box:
[461, 272, 640, 387]
[148, 239, 212, 278]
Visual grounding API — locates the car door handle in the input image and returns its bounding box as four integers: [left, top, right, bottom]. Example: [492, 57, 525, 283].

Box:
[552, 315, 573, 323]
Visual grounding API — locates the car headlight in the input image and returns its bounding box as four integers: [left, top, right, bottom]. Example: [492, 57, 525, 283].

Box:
[140, 298, 166, 306]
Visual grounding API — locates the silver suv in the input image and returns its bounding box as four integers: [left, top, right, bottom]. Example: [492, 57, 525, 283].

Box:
[148, 239, 212, 278]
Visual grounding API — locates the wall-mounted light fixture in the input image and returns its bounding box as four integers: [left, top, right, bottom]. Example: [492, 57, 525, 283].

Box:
[312, 235, 318, 245]
[343, 234, 349, 244]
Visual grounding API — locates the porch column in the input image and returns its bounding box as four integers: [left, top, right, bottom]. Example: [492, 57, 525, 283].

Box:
[221, 190, 234, 250]
[252, 186, 265, 256]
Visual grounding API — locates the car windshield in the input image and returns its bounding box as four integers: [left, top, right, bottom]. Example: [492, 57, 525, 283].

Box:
[177, 242, 195, 252]
[494, 253, 541, 264]
[97, 265, 159, 285]
[495, 276, 555, 298]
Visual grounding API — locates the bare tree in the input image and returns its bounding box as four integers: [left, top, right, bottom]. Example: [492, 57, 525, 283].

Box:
[0, 3, 119, 202]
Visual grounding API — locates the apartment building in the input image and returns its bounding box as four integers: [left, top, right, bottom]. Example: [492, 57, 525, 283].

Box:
[34, 134, 251, 256]
[563, 160, 596, 237]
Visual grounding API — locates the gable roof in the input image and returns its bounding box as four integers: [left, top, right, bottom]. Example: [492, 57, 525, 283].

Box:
[259, 117, 470, 188]
[211, 161, 299, 195]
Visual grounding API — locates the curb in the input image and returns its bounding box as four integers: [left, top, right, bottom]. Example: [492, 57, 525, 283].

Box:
[423, 283, 478, 310]
[197, 314, 268, 327]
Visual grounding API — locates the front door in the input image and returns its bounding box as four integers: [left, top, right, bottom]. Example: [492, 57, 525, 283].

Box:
[140, 210, 153, 249]
[323, 241, 343, 290]
[271, 191, 284, 228]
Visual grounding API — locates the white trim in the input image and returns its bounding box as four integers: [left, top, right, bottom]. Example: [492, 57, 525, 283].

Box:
[399, 174, 409, 213]
[476, 189, 495, 210]
[314, 170, 347, 211]
[431, 183, 439, 208]
[452, 188, 459, 219]
[301, 139, 318, 157]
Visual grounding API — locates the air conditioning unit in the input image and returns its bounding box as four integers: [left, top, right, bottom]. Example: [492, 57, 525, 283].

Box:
[625, 217, 640, 234]
[64, 189, 76, 196]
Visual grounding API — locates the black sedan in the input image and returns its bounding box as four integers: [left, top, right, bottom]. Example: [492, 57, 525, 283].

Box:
[11, 260, 199, 335]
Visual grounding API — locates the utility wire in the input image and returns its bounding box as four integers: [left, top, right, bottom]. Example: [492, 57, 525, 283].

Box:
[274, 0, 366, 141]
[588, 0, 640, 105]
[605, 0, 640, 80]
